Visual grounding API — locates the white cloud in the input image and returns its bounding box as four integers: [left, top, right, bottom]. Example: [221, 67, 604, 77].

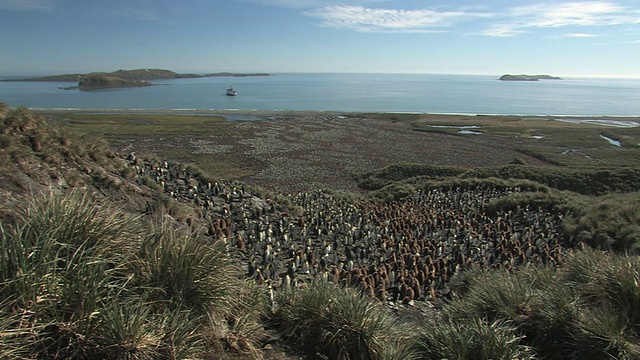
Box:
[510, 1, 637, 27]
[479, 1, 640, 37]
[0, 0, 53, 11]
[249, 0, 390, 9]
[304, 5, 491, 33]
[563, 33, 599, 37]
[477, 23, 525, 37]
[113, 5, 162, 22]
[89, 1, 166, 23]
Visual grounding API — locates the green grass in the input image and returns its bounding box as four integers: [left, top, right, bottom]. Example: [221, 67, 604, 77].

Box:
[0, 187, 266, 359]
[52, 113, 228, 136]
[136, 219, 234, 313]
[41, 111, 264, 180]
[442, 249, 640, 359]
[415, 317, 534, 360]
[272, 280, 417, 360]
[563, 192, 640, 253]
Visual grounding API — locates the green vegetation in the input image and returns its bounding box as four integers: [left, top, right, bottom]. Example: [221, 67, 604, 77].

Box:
[499, 74, 563, 81]
[272, 280, 417, 360]
[0, 189, 267, 359]
[443, 250, 640, 359]
[357, 162, 640, 195]
[77, 74, 152, 90]
[50, 112, 227, 135]
[4, 188, 637, 358]
[3, 103, 640, 359]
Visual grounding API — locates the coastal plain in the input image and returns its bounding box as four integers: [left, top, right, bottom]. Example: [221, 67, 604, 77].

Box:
[40, 109, 640, 193]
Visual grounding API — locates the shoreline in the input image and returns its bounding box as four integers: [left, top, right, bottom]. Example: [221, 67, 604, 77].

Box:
[32, 107, 640, 121]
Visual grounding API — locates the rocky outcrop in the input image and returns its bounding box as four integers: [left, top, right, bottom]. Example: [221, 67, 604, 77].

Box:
[499, 74, 562, 81]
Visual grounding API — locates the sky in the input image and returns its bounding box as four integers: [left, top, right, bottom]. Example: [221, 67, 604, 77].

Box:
[1, 0, 640, 78]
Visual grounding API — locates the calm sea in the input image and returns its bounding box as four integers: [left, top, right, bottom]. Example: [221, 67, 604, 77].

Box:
[1, 73, 639, 116]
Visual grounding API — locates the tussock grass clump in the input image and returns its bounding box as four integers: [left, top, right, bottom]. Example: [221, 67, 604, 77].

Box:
[443, 249, 640, 359]
[462, 165, 640, 195]
[356, 163, 465, 191]
[447, 267, 551, 323]
[272, 280, 416, 360]
[563, 192, 640, 254]
[0, 189, 143, 357]
[368, 183, 416, 202]
[136, 220, 233, 313]
[1, 188, 137, 309]
[486, 189, 583, 216]
[415, 317, 534, 360]
[356, 161, 640, 196]
[0, 188, 264, 359]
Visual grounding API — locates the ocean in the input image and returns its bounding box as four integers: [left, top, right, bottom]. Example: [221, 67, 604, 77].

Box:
[1, 73, 639, 116]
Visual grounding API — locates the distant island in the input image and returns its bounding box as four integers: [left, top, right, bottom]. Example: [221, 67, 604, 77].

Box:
[3, 68, 271, 90]
[70, 74, 152, 90]
[499, 74, 563, 81]
[3, 69, 270, 87]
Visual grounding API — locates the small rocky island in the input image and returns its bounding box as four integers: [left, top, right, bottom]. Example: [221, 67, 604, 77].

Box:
[499, 74, 563, 81]
[74, 74, 152, 90]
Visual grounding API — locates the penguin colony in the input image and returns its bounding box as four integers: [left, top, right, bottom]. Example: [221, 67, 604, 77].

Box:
[127, 153, 572, 305]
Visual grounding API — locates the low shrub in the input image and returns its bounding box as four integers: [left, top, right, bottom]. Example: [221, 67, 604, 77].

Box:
[444, 249, 640, 359]
[272, 280, 416, 360]
[415, 317, 533, 360]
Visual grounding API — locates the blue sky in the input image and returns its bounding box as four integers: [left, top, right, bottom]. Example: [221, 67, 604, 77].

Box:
[1, 0, 640, 77]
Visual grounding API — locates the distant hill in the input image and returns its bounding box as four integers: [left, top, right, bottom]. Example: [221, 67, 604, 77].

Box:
[107, 69, 200, 80]
[204, 72, 270, 77]
[75, 74, 153, 90]
[3, 68, 270, 82]
[499, 74, 563, 81]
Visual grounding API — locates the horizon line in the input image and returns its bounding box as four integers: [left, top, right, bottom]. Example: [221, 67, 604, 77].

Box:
[2, 70, 639, 80]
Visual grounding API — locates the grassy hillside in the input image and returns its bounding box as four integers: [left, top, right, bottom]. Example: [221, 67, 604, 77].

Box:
[2, 103, 639, 359]
[77, 74, 152, 89]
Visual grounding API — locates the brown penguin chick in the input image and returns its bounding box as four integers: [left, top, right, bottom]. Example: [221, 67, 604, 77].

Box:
[428, 286, 436, 302]
[307, 251, 317, 265]
[412, 282, 422, 301]
[402, 287, 415, 304]
[376, 286, 388, 303]
[330, 267, 340, 283]
[364, 285, 376, 299]
[416, 270, 426, 286]
[400, 283, 409, 300]
[358, 279, 369, 293]
[235, 234, 245, 250]
[365, 274, 375, 289]
[376, 277, 387, 293]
